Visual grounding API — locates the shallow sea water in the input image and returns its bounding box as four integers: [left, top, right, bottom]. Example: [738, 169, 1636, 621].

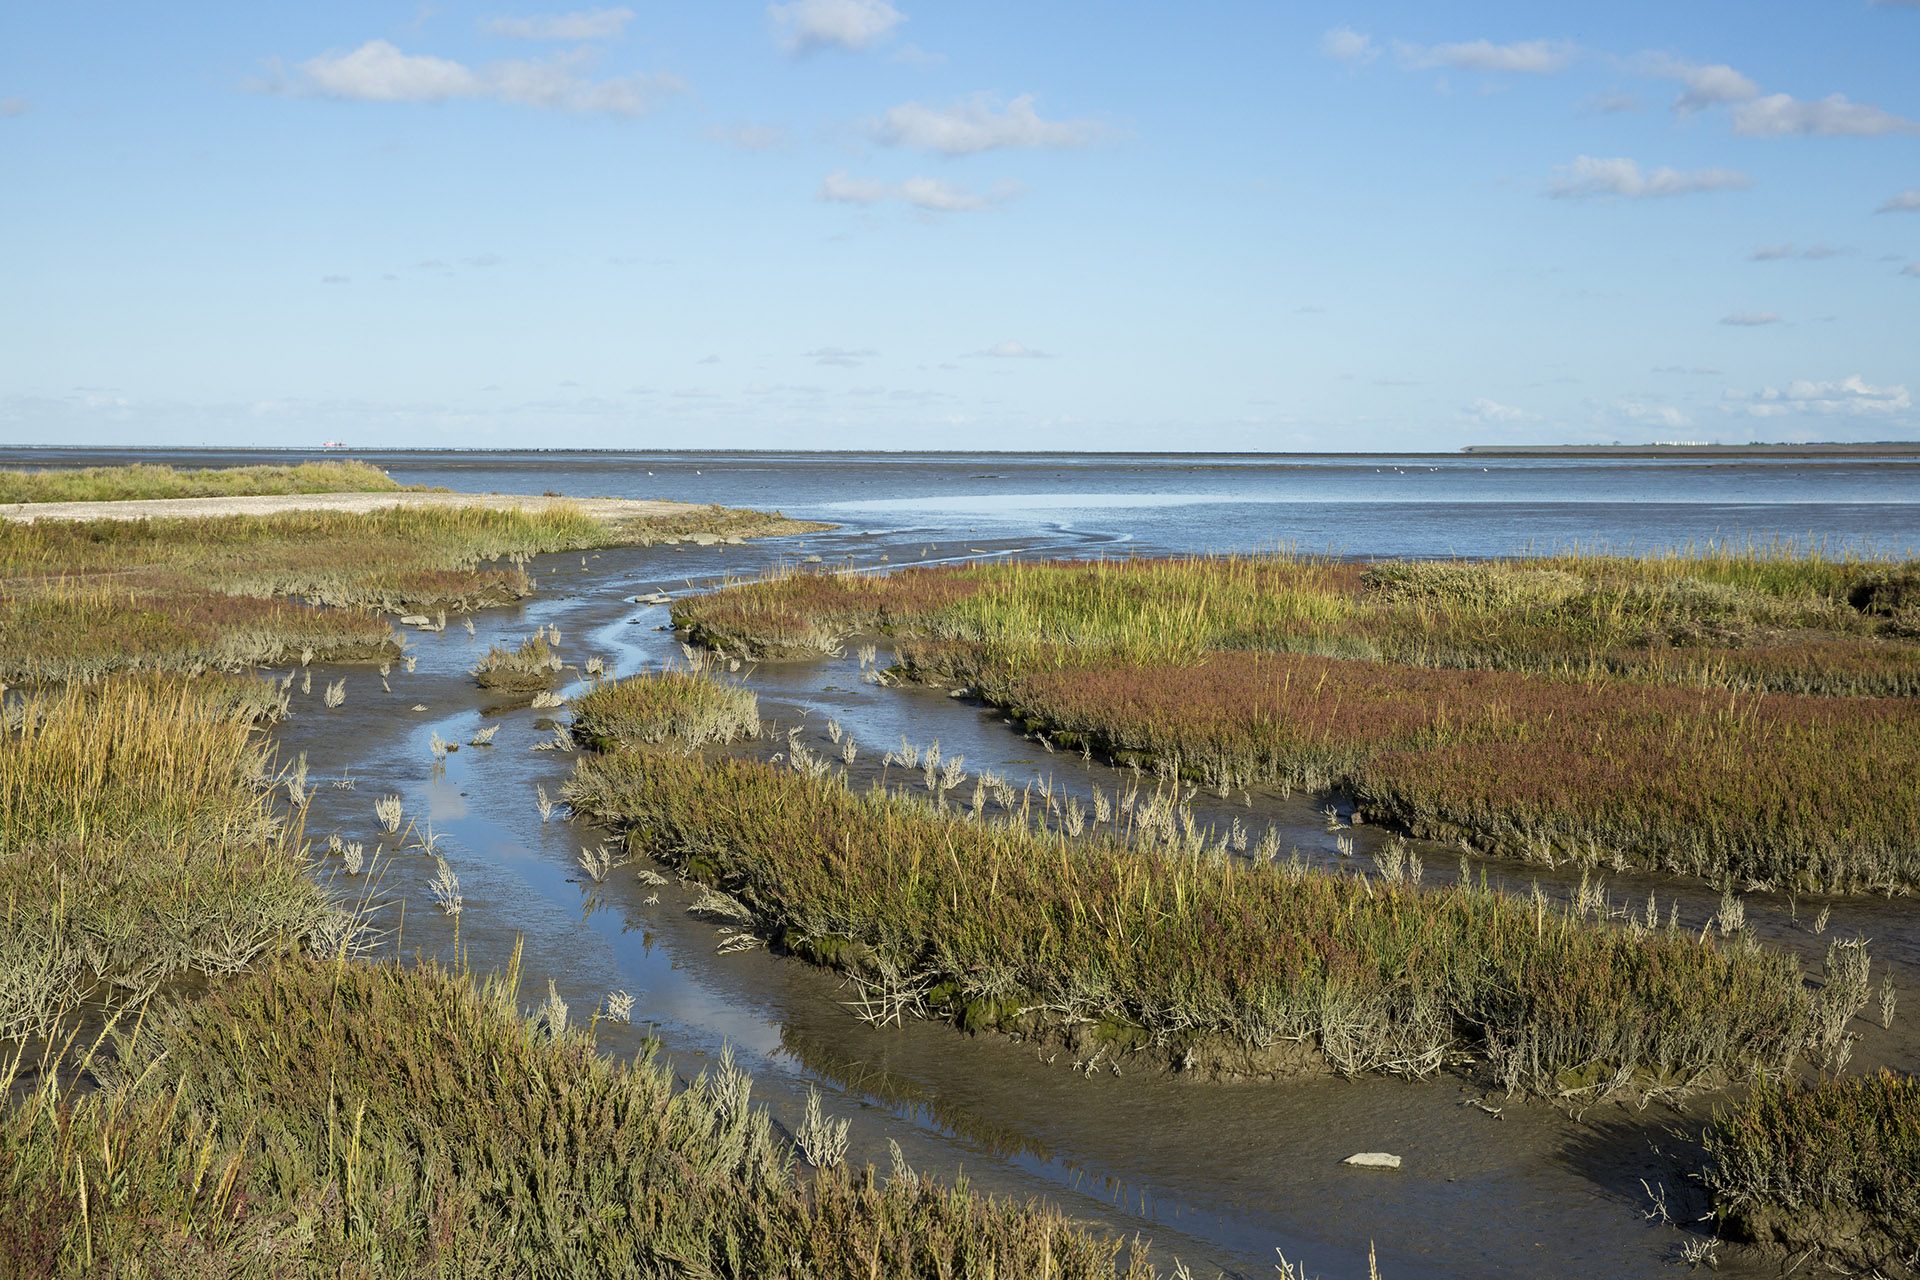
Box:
[12, 447, 1919, 1278]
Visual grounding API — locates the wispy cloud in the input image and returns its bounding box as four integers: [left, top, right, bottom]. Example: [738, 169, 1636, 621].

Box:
[1731, 93, 1920, 137]
[1720, 311, 1783, 326]
[259, 39, 685, 115]
[817, 170, 888, 204]
[1547, 155, 1751, 199]
[1614, 400, 1692, 429]
[816, 170, 1018, 212]
[803, 346, 878, 366]
[1653, 365, 1722, 375]
[967, 341, 1052, 359]
[1751, 243, 1844, 261]
[1724, 375, 1910, 416]
[0, 97, 28, 117]
[769, 0, 903, 55]
[1463, 398, 1537, 423]
[1399, 38, 1576, 74]
[1581, 91, 1642, 114]
[704, 121, 789, 150]
[481, 8, 634, 40]
[1630, 54, 1759, 114]
[1877, 189, 1920, 213]
[1904, 262, 1920, 277]
[872, 93, 1106, 156]
[1319, 27, 1378, 66]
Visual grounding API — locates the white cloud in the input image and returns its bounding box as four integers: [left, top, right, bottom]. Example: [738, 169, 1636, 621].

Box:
[482, 8, 634, 40]
[804, 346, 878, 366]
[1720, 311, 1783, 326]
[1464, 398, 1536, 423]
[1631, 55, 1759, 114]
[1614, 401, 1692, 429]
[321, 274, 349, 285]
[873, 93, 1105, 156]
[897, 175, 989, 211]
[1877, 189, 1920, 213]
[293, 41, 479, 101]
[769, 0, 903, 55]
[265, 40, 684, 115]
[1904, 262, 1920, 277]
[969, 341, 1052, 359]
[816, 170, 1016, 212]
[1731, 93, 1920, 137]
[1, 97, 29, 117]
[1725, 375, 1910, 417]
[1400, 38, 1575, 74]
[1320, 27, 1378, 66]
[1547, 155, 1752, 199]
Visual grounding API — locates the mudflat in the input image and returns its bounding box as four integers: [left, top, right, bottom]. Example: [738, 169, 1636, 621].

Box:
[0, 490, 704, 523]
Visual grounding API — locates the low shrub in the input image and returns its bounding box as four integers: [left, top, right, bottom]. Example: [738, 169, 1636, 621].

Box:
[1706, 1070, 1920, 1268]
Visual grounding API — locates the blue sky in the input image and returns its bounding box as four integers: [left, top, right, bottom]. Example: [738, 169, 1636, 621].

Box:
[3, 1, 1917, 451]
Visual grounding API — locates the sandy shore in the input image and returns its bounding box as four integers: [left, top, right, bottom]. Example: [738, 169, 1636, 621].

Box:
[0, 490, 708, 524]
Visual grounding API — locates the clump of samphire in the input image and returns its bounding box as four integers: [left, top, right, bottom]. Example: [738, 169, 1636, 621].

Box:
[471, 631, 563, 691]
[569, 668, 759, 750]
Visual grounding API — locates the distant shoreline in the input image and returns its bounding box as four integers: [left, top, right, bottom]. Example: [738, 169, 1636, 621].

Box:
[1462, 442, 1920, 458]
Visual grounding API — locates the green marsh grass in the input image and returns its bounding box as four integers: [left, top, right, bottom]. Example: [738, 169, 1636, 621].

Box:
[570, 667, 760, 749]
[0, 954, 1153, 1279]
[0, 504, 610, 682]
[471, 631, 562, 691]
[0, 675, 328, 1039]
[565, 751, 1819, 1095]
[1705, 1070, 1920, 1266]
[675, 554, 1920, 892]
[0, 459, 403, 504]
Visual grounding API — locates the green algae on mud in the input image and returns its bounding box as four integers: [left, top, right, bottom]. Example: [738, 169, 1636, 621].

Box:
[564, 748, 1837, 1098]
[672, 554, 1920, 893]
[0, 954, 1155, 1279]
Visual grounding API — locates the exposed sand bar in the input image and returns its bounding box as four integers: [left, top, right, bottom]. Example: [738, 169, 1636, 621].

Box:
[1, 490, 716, 524]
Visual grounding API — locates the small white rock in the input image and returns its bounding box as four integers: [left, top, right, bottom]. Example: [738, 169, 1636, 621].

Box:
[399, 614, 430, 625]
[1343, 1152, 1402, 1170]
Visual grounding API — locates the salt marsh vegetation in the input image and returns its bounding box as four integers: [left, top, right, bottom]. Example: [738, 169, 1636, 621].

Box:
[674, 550, 1920, 893]
[0, 955, 1150, 1278]
[570, 666, 761, 750]
[0, 458, 403, 503]
[565, 749, 1829, 1097]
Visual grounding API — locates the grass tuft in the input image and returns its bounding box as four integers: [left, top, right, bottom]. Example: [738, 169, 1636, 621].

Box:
[569, 667, 759, 749]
